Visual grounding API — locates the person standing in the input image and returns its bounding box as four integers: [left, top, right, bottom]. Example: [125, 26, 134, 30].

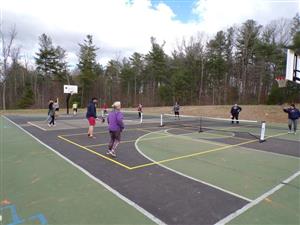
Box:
[72, 102, 78, 116]
[101, 102, 108, 123]
[283, 104, 300, 134]
[106, 101, 124, 157]
[53, 99, 59, 111]
[86, 97, 98, 138]
[48, 100, 56, 127]
[137, 103, 143, 119]
[231, 104, 242, 124]
[173, 102, 180, 119]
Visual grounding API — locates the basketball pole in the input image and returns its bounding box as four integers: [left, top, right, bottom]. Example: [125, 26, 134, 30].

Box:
[66, 93, 71, 114]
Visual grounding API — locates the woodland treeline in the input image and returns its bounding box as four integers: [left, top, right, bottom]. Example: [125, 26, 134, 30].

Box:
[1, 15, 300, 109]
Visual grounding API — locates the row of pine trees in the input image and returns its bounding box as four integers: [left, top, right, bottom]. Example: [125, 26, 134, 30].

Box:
[1, 15, 300, 109]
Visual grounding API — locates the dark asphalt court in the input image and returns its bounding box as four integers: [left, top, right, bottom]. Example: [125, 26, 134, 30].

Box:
[6, 114, 300, 224]
[6, 115, 250, 225]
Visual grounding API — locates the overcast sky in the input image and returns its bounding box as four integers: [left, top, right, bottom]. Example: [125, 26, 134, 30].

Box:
[1, 0, 300, 67]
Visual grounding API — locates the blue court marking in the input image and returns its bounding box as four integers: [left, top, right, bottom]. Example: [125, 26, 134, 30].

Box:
[0, 204, 47, 225]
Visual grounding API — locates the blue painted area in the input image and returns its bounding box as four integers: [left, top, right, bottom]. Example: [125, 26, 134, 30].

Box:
[151, 0, 198, 22]
[0, 204, 47, 225]
[28, 213, 48, 225]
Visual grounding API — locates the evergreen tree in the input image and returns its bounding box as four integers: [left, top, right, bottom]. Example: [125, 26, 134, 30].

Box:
[77, 35, 99, 104]
[35, 34, 57, 77]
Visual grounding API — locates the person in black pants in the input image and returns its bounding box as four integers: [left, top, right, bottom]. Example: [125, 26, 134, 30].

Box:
[231, 104, 242, 124]
[283, 104, 300, 134]
[48, 100, 55, 127]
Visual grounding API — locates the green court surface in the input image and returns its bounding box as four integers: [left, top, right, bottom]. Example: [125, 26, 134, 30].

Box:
[1, 113, 300, 225]
[229, 177, 300, 225]
[0, 117, 154, 225]
[137, 130, 300, 224]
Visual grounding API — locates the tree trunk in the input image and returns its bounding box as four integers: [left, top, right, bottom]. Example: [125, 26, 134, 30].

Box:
[224, 72, 228, 104]
[2, 82, 6, 110]
[199, 58, 204, 104]
[81, 86, 84, 107]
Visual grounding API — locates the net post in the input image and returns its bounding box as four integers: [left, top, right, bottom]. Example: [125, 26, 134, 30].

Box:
[199, 117, 203, 133]
[160, 114, 163, 127]
[140, 112, 143, 124]
[259, 121, 266, 143]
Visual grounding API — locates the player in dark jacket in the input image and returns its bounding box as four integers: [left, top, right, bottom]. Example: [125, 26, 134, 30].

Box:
[283, 104, 300, 134]
[231, 104, 242, 124]
[86, 97, 98, 138]
[173, 102, 180, 120]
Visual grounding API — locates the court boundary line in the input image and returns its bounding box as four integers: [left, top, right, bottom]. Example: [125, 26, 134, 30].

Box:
[3, 115, 166, 225]
[58, 135, 132, 170]
[27, 121, 47, 131]
[59, 126, 161, 137]
[58, 128, 290, 171]
[84, 130, 227, 148]
[215, 170, 300, 225]
[134, 130, 253, 202]
[130, 131, 288, 170]
[59, 130, 229, 169]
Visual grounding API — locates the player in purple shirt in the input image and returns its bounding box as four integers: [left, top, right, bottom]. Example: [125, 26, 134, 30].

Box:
[106, 101, 124, 157]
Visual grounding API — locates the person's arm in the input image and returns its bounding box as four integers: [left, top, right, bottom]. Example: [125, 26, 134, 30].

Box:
[283, 108, 289, 113]
[230, 107, 234, 114]
[93, 105, 97, 118]
[238, 106, 242, 112]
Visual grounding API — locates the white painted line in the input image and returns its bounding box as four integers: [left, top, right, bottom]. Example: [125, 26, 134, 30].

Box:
[215, 170, 300, 225]
[134, 131, 253, 202]
[27, 121, 47, 131]
[3, 116, 166, 225]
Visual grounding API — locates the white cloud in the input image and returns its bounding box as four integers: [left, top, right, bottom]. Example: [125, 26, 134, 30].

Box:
[193, 0, 300, 33]
[1, 0, 299, 67]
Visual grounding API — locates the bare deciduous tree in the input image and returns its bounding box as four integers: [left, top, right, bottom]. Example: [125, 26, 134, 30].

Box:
[0, 25, 17, 110]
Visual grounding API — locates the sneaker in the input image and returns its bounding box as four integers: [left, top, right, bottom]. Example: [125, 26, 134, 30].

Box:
[48, 124, 51, 127]
[294, 132, 297, 135]
[88, 135, 96, 139]
[288, 130, 292, 134]
[106, 150, 116, 157]
[110, 150, 116, 157]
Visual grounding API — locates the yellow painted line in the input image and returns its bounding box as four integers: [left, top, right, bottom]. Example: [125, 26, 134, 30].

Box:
[129, 132, 288, 170]
[84, 133, 172, 148]
[85, 139, 138, 148]
[58, 135, 132, 170]
[60, 126, 160, 137]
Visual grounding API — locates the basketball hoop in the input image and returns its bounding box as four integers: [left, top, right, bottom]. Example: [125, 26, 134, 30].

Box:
[275, 76, 287, 88]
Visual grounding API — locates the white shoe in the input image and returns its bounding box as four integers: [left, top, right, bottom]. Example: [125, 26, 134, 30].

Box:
[48, 124, 51, 127]
[288, 130, 292, 134]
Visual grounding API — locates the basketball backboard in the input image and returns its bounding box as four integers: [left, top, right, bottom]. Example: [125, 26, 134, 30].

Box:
[63, 85, 78, 94]
[286, 49, 300, 84]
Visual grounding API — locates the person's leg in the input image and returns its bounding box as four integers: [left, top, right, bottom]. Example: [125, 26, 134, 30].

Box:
[88, 117, 96, 137]
[236, 114, 239, 124]
[231, 115, 234, 124]
[293, 119, 297, 133]
[108, 131, 114, 151]
[288, 119, 292, 133]
[50, 115, 55, 125]
[110, 131, 121, 156]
